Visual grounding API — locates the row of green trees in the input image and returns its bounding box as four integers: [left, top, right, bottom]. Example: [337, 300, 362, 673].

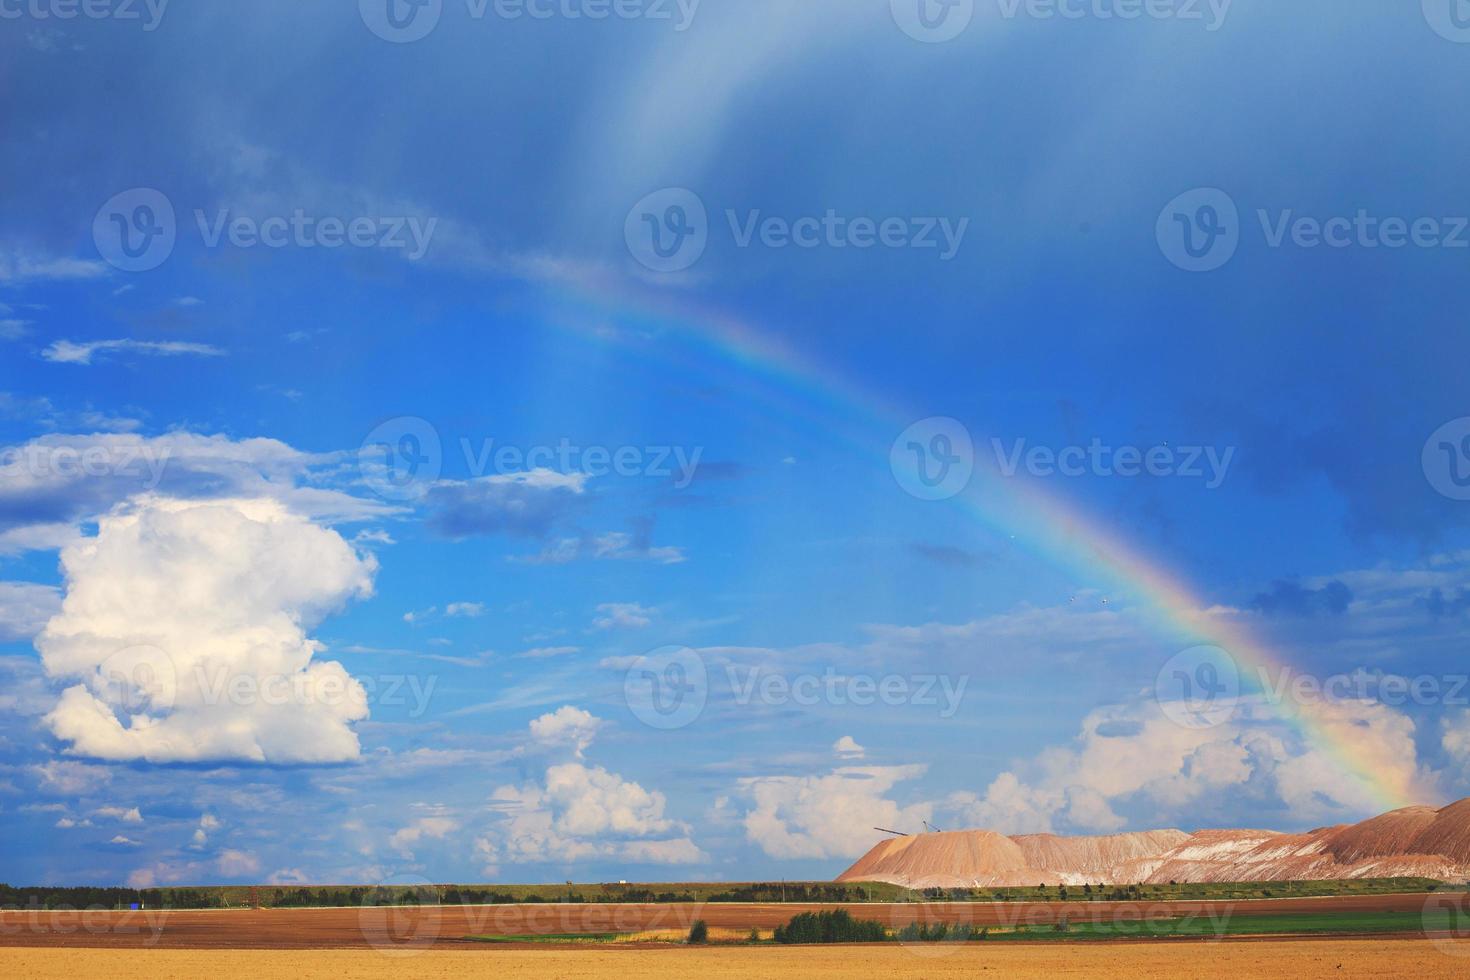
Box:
[0, 885, 151, 910]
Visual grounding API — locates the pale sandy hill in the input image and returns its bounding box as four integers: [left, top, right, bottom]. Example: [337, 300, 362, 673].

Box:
[1013, 830, 1190, 877]
[836, 799, 1470, 887]
[837, 831, 1042, 888]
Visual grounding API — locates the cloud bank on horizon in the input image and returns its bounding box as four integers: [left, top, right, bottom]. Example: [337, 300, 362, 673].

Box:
[2, 1, 1470, 887]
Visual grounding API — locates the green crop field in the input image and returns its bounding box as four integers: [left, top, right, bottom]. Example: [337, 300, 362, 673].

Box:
[459, 907, 1463, 946]
[983, 909, 1445, 941]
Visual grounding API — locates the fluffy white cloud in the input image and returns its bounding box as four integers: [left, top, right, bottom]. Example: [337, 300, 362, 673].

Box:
[0, 581, 61, 641]
[267, 868, 311, 885]
[528, 705, 602, 758]
[945, 696, 1435, 835]
[127, 860, 206, 889]
[479, 762, 704, 867]
[833, 736, 865, 759]
[92, 805, 143, 824]
[190, 813, 222, 848]
[1271, 698, 1430, 818]
[390, 815, 459, 857]
[38, 496, 377, 763]
[1442, 710, 1470, 765]
[945, 771, 1063, 835]
[216, 849, 261, 878]
[738, 765, 932, 860]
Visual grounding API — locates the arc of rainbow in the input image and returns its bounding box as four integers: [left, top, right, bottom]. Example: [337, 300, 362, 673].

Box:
[537, 281, 1416, 814]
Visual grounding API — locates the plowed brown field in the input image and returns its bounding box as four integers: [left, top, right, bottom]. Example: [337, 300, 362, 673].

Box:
[0, 894, 1447, 949]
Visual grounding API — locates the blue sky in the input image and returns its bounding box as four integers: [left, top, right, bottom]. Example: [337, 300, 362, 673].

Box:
[3, 1, 1470, 887]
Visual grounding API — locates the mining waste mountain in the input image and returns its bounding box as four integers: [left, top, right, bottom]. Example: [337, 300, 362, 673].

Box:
[836, 799, 1470, 887]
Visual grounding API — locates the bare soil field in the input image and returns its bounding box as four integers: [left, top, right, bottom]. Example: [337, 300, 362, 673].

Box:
[0, 894, 1448, 949]
[3, 939, 1468, 979]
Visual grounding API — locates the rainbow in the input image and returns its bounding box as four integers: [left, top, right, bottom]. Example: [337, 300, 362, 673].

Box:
[537, 278, 1417, 815]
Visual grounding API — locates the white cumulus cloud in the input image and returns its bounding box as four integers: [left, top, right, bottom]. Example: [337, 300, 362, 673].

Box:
[38, 496, 377, 763]
[528, 705, 603, 758]
[479, 762, 703, 867]
[738, 765, 932, 860]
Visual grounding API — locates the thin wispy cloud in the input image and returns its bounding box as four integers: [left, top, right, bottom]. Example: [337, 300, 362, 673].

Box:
[0, 250, 109, 284]
[41, 339, 226, 365]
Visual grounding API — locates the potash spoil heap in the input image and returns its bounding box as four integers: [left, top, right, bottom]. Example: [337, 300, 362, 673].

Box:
[836, 799, 1470, 887]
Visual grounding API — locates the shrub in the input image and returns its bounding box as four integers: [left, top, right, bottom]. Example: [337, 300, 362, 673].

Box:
[687, 920, 709, 944]
[898, 922, 962, 943]
[773, 908, 887, 944]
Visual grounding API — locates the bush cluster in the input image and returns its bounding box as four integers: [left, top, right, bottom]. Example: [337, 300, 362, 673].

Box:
[772, 908, 887, 944]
